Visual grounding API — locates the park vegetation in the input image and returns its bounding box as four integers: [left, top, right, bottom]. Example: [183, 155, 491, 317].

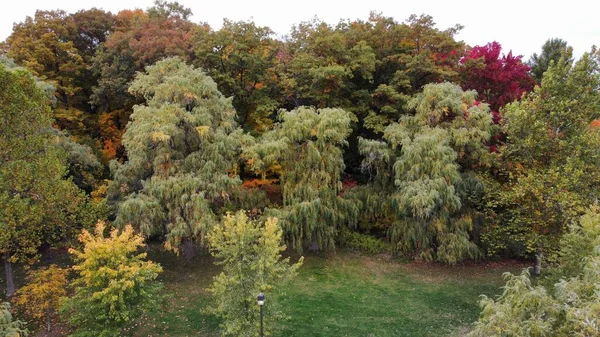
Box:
[1, 1, 599, 335]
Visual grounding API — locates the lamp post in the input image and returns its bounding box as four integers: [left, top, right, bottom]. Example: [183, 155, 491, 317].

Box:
[257, 293, 265, 337]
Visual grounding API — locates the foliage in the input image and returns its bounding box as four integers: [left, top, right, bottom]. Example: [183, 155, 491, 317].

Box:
[109, 57, 242, 256]
[0, 64, 89, 297]
[483, 49, 600, 260]
[244, 107, 359, 251]
[54, 130, 104, 193]
[61, 221, 163, 337]
[339, 230, 390, 255]
[460, 41, 535, 111]
[3, 10, 85, 107]
[529, 38, 572, 83]
[12, 265, 68, 332]
[469, 206, 600, 337]
[208, 211, 303, 337]
[194, 20, 281, 133]
[89, 2, 195, 113]
[359, 82, 492, 263]
[0, 303, 27, 337]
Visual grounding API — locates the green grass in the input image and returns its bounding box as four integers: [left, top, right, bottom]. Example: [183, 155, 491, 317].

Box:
[128, 250, 524, 337]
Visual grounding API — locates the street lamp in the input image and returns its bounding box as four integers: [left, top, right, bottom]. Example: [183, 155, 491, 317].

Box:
[257, 293, 265, 337]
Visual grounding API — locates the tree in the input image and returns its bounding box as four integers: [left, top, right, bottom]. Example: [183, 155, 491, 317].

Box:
[3, 10, 86, 108]
[484, 49, 600, 268]
[90, 2, 196, 113]
[460, 42, 535, 111]
[61, 221, 162, 337]
[109, 57, 242, 257]
[244, 107, 359, 251]
[358, 82, 494, 263]
[194, 19, 281, 133]
[208, 211, 303, 337]
[0, 303, 27, 337]
[529, 38, 572, 83]
[469, 206, 600, 337]
[0, 64, 89, 297]
[12, 265, 68, 332]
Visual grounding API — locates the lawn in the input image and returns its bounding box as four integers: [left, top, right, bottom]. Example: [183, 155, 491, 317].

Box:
[127, 250, 526, 337]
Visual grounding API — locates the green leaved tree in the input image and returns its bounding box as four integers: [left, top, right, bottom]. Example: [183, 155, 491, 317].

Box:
[0, 63, 90, 297]
[208, 211, 303, 337]
[244, 107, 359, 251]
[0, 302, 27, 337]
[109, 57, 243, 257]
[469, 205, 600, 337]
[485, 48, 600, 271]
[61, 221, 162, 337]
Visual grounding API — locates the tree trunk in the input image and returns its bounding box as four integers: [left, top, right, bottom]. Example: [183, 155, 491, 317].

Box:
[533, 252, 543, 276]
[46, 308, 51, 332]
[181, 239, 196, 260]
[4, 253, 15, 298]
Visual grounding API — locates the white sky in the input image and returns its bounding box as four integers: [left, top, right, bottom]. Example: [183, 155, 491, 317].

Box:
[1, 0, 598, 60]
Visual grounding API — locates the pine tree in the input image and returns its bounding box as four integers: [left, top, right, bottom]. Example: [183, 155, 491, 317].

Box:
[359, 82, 493, 263]
[109, 57, 243, 257]
[244, 107, 359, 251]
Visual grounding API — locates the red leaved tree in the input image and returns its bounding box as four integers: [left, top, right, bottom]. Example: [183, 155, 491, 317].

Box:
[460, 42, 535, 111]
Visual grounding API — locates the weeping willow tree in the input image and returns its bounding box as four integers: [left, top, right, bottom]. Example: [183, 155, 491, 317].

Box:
[244, 107, 359, 251]
[359, 82, 494, 263]
[108, 57, 242, 257]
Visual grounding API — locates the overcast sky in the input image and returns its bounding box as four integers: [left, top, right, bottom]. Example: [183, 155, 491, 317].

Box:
[1, 0, 598, 60]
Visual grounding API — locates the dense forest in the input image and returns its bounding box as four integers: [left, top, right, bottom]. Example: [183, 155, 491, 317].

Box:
[1, 1, 600, 336]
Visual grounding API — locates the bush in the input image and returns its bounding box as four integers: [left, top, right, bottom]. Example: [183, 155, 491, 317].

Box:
[340, 230, 391, 255]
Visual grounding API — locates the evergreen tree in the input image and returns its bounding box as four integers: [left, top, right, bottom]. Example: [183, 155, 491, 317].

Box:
[244, 107, 359, 251]
[208, 212, 303, 336]
[109, 57, 242, 257]
[529, 38, 572, 83]
[359, 82, 493, 263]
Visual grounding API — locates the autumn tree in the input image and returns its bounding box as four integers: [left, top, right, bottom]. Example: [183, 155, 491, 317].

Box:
[0, 64, 89, 297]
[89, 2, 197, 161]
[4, 10, 85, 108]
[0, 303, 27, 337]
[244, 107, 359, 251]
[529, 38, 572, 83]
[12, 265, 68, 332]
[194, 20, 281, 133]
[208, 212, 303, 336]
[61, 221, 162, 337]
[484, 48, 600, 271]
[109, 57, 242, 257]
[460, 41, 535, 111]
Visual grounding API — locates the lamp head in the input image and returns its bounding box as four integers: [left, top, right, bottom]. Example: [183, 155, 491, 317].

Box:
[257, 293, 265, 306]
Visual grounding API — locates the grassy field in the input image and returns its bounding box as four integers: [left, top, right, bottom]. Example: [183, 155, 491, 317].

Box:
[125, 250, 525, 337]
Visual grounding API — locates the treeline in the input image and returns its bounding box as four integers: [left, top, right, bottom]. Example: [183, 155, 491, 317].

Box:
[2, 0, 600, 314]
